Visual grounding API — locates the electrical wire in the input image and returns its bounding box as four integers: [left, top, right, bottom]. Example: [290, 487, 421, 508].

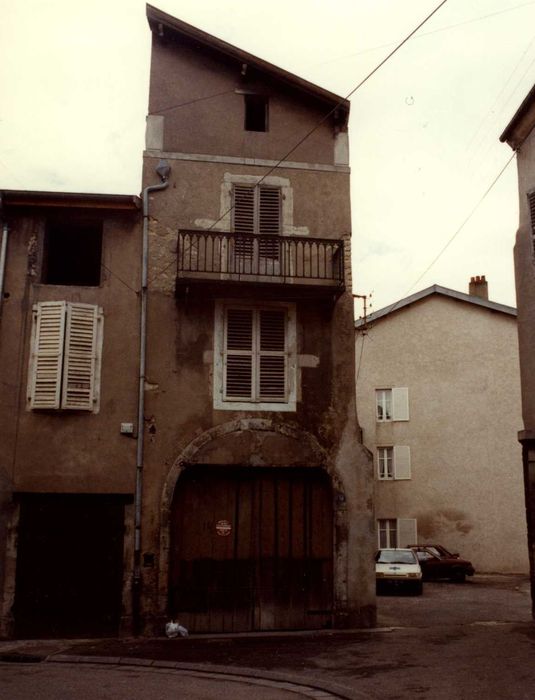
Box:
[149, 89, 236, 115]
[100, 263, 139, 295]
[374, 151, 517, 320]
[148, 0, 449, 287]
[310, 0, 535, 70]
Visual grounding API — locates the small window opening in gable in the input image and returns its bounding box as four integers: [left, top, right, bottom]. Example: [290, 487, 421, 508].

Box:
[42, 219, 103, 286]
[244, 94, 268, 132]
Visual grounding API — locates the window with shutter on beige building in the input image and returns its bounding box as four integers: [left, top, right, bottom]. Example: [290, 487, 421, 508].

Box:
[377, 518, 417, 548]
[27, 301, 103, 412]
[213, 301, 296, 411]
[377, 445, 411, 480]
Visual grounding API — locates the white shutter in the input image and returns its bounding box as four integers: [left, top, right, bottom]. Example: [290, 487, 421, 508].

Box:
[392, 387, 409, 421]
[224, 308, 254, 400]
[258, 309, 286, 401]
[393, 446, 411, 480]
[397, 518, 417, 547]
[62, 303, 100, 411]
[29, 301, 66, 409]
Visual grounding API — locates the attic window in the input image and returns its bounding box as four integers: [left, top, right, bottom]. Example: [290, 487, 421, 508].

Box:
[42, 219, 103, 286]
[244, 95, 268, 132]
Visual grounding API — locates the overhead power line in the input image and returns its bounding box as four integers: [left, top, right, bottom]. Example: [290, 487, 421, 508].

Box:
[378, 151, 517, 319]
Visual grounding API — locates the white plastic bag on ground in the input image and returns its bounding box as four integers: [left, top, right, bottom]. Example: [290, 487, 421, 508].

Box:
[165, 620, 189, 638]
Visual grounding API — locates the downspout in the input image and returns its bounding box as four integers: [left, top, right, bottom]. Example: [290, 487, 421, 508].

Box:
[133, 160, 171, 635]
[0, 194, 8, 319]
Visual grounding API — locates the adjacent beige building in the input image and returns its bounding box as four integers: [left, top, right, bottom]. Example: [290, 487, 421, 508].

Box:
[355, 281, 528, 573]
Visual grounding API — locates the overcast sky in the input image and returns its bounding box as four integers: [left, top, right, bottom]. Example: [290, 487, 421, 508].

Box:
[2, 0, 534, 311]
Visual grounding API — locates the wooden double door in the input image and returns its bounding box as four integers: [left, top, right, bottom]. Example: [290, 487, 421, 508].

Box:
[169, 467, 333, 632]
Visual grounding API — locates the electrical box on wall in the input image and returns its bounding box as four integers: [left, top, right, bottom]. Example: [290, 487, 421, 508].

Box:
[120, 422, 134, 435]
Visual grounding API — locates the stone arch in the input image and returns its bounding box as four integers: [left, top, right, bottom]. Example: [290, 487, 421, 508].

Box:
[157, 419, 349, 625]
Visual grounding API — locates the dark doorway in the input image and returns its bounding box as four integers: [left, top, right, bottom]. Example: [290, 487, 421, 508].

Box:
[14, 494, 126, 638]
[169, 467, 333, 633]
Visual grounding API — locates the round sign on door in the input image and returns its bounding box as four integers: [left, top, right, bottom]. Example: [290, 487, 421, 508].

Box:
[215, 519, 232, 537]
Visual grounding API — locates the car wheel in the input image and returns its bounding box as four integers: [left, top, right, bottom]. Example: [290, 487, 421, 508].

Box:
[451, 569, 466, 583]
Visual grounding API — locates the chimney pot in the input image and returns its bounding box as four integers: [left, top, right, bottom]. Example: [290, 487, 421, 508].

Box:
[469, 275, 488, 300]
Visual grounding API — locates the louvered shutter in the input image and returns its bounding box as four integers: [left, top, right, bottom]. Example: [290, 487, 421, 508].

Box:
[62, 303, 99, 410]
[528, 191, 535, 255]
[29, 301, 67, 409]
[258, 309, 286, 401]
[224, 308, 254, 400]
[258, 186, 281, 260]
[233, 186, 254, 262]
[393, 446, 411, 480]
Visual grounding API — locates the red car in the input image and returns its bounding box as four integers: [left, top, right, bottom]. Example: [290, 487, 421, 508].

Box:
[407, 545, 475, 582]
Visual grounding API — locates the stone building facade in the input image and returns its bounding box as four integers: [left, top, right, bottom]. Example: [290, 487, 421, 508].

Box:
[138, 5, 375, 634]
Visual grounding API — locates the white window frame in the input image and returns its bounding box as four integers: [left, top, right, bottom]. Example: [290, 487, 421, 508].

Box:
[213, 300, 297, 412]
[375, 387, 409, 422]
[377, 446, 411, 480]
[27, 301, 103, 413]
[377, 518, 417, 548]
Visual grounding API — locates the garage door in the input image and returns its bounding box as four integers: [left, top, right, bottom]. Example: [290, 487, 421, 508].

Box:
[13, 494, 126, 638]
[169, 467, 333, 632]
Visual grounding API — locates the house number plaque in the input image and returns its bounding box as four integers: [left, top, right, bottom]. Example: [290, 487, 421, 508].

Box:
[215, 519, 232, 537]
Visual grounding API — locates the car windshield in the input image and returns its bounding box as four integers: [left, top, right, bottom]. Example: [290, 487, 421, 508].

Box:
[427, 546, 442, 557]
[376, 550, 416, 565]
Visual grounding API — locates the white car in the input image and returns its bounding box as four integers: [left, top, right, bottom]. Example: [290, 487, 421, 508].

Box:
[375, 548, 423, 595]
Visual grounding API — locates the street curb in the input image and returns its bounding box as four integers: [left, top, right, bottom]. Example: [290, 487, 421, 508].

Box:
[46, 654, 372, 699]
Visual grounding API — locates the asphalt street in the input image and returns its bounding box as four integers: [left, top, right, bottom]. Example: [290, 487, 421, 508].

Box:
[0, 574, 533, 699]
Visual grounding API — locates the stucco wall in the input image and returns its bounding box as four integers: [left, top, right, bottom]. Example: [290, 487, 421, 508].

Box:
[514, 126, 535, 434]
[148, 36, 337, 165]
[0, 210, 140, 494]
[356, 294, 528, 573]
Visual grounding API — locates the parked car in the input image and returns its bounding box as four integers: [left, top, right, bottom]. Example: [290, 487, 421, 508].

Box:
[407, 545, 475, 582]
[375, 548, 423, 595]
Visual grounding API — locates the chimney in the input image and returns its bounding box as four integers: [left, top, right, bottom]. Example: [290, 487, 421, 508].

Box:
[469, 275, 488, 300]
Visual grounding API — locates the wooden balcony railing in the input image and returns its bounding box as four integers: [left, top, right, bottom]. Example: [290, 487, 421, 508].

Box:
[176, 230, 345, 291]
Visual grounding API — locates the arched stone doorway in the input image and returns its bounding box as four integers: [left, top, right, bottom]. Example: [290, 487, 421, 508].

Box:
[159, 419, 348, 633]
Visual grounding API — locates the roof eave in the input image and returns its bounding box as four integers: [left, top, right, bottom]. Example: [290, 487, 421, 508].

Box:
[0, 190, 141, 211]
[354, 284, 516, 328]
[500, 83, 535, 147]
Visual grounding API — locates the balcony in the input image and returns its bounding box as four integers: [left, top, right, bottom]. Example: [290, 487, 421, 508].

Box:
[176, 230, 345, 299]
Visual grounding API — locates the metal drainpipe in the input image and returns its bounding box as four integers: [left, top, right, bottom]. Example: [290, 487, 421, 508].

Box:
[0, 195, 8, 319]
[133, 161, 170, 635]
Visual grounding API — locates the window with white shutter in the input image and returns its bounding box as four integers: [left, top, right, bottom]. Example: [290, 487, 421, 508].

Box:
[28, 301, 103, 412]
[376, 387, 409, 422]
[377, 518, 417, 548]
[377, 446, 411, 480]
[214, 301, 296, 411]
